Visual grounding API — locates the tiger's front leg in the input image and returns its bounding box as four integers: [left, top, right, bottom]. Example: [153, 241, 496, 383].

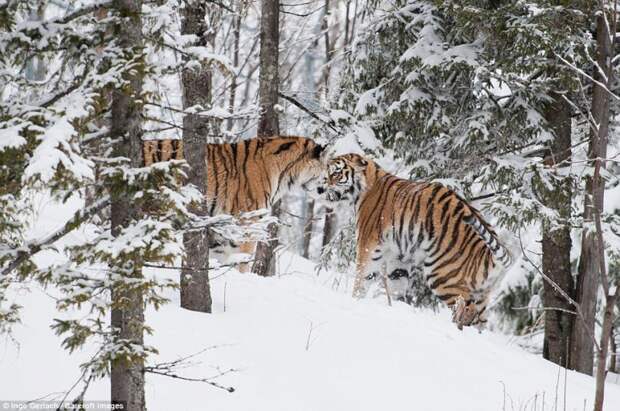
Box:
[353, 239, 382, 298]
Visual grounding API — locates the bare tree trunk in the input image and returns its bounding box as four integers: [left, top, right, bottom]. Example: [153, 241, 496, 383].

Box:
[302, 198, 315, 259]
[594, 290, 619, 411]
[322, 210, 335, 248]
[610, 327, 618, 373]
[540, 91, 574, 368]
[319, 0, 336, 251]
[591, 4, 617, 408]
[179, 0, 215, 313]
[227, 1, 243, 132]
[110, 0, 145, 409]
[256, 0, 280, 137]
[252, 0, 281, 277]
[571, 5, 612, 376]
[344, 0, 351, 48]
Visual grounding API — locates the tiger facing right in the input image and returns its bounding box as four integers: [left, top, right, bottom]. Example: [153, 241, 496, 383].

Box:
[144, 136, 327, 269]
[322, 153, 513, 329]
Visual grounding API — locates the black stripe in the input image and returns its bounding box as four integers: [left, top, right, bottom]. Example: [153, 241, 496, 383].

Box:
[273, 141, 296, 155]
[426, 199, 453, 253]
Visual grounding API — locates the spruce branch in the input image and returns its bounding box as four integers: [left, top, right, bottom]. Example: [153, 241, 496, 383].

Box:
[1, 198, 110, 277]
[53, 1, 113, 26]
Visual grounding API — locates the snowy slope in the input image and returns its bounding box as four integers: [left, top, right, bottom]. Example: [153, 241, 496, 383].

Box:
[2, 250, 620, 411]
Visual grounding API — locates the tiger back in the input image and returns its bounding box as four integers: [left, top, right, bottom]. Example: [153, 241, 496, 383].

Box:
[144, 136, 327, 269]
[324, 153, 512, 329]
[144, 136, 326, 215]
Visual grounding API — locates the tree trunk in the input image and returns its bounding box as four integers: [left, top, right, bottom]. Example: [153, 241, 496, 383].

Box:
[302, 198, 315, 259]
[256, 0, 280, 137]
[540, 91, 574, 368]
[611, 326, 618, 373]
[322, 210, 335, 248]
[252, 0, 281, 277]
[227, 1, 243, 132]
[179, 0, 214, 313]
[594, 290, 618, 411]
[318, 0, 336, 252]
[571, 8, 612, 376]
[110, 0, 145, 409]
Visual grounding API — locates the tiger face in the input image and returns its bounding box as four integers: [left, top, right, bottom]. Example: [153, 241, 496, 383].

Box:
[278, 138, 329, 194]
[322, 154, 370, 203]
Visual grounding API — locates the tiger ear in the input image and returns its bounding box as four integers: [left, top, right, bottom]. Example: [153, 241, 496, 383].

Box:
[355, 156, 369, 168]
[312, 144, 326, 160]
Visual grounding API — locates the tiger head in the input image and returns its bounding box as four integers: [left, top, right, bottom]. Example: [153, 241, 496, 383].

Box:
[268, 137, 329, 197]
[321, 153, 380, 204]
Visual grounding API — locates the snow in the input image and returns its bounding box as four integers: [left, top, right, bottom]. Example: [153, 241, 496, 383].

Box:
[24, 116, 94, 184]
[2, 249, 620, 410]
[0, 121, 27, 150]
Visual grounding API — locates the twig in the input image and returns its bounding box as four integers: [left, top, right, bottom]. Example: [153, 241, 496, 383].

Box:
[144, 346, 236, 393]
[146, 368, 235, 392]
[277, 91, 343, 135]
[223, 281, 227, 313]
[305, 321, 313, 351]
[382, 265, 392, 307]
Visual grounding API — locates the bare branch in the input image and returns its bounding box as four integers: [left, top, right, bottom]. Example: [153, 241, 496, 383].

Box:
[517, 228, 601, 353]
[144, 347, 236, 393]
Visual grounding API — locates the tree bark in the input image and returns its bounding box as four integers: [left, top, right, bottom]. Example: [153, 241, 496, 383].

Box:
[540, 91, 574, 368]
[179, 0, 214, 313]
[252, 0, 281, 276]
[594, 290, 619, 411]
[256, 0, 280, 137]
[302, 198, 315, 259]
[110, 0, 145, 409]
[571, 7, 612, 376]
[318, 0, 336, 252]
[611, 326, 618, 373]
[322, 210, 335, 248]
[226, 1, 243, 132]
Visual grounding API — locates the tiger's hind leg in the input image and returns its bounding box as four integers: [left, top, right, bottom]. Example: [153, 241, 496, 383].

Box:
[470, 293, 490, 331]
[450, 293, 489, 330]
[451, 296, 478, 330]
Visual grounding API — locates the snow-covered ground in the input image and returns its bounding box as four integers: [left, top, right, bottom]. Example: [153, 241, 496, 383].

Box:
[2, 249, 620, 411]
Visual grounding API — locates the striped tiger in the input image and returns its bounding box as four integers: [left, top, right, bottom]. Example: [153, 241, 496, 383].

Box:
[322, 153, 512, 329]
[144, 136, 327, 267]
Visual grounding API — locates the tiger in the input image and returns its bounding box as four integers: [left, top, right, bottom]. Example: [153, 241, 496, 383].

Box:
[144, 136, 327, 268]
[321, 153, 512, 329]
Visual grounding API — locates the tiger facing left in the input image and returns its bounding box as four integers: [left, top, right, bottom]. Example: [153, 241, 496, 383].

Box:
[144, 136, 327, 267]
[322, 153, 513, 329]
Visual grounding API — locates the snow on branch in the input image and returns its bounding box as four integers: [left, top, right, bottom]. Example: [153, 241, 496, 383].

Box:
[1, 197, 110, 278]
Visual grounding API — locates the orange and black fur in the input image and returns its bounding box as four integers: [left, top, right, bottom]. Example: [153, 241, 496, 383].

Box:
[323, 154, 512, 329]
[144, 136, 327, 266]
